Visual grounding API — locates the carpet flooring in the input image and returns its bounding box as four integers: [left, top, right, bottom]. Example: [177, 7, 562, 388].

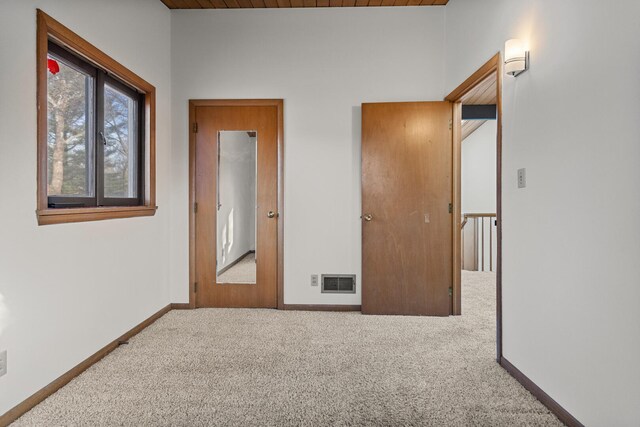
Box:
[217, 252, 256, 284]
[13, 272, 562, 426]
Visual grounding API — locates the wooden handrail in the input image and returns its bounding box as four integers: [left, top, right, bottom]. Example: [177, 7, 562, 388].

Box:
[461, 213, 496, 272]
[461, 213, 496, 230]
[464, 213, 497, 219]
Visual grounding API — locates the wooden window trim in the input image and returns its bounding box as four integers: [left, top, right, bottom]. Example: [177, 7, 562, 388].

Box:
[36, 9, 156, 225]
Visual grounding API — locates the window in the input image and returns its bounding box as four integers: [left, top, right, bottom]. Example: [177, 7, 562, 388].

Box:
[46, 42, 145, 208]
[37, 9, 156, 225]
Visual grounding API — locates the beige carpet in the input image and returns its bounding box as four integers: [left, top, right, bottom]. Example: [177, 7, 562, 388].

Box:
[13, 272, 562, 426]
[217, 252, 256, 284]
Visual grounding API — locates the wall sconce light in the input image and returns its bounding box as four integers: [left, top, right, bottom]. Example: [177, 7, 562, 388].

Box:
[505, 39, 529, 77]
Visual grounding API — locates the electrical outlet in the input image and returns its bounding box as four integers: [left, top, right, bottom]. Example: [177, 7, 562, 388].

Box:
[311, 274, 319, 287]
[0, 350, 7, 378]
[517, 168, 526, 188]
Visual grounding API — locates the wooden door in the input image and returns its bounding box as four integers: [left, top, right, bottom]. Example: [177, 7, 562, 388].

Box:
[194, 105, 278, 308]
[361, 102, 453, 316]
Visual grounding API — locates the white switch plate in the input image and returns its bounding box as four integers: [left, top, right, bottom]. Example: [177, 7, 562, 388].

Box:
[518, 168, 526, 188]
[311, 274, 319, 286]
[0, 350, 7, 378]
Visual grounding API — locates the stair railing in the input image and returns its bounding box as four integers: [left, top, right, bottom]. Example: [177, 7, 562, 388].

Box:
[461, 213, 496, 272]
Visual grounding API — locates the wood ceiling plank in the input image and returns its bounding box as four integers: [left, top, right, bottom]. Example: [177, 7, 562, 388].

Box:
[477, 81, 497, 104]
[461, 120, 487, 141]
[169, 0, 191, 7]
[160, 0, 177, 8]
[464, 86, 481, 104]
[471, 80, 496, 105]
[470, 78, 494, 102]
[160, 0, 446, 6]
[461, 73, 497, 105]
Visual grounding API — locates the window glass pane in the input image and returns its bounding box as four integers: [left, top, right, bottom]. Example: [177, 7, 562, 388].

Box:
[104, 84, 138, 198]
[47, 55, 94, 197]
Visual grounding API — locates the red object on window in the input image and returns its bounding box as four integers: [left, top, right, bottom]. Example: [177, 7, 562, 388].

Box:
[47, 58, 60, 75]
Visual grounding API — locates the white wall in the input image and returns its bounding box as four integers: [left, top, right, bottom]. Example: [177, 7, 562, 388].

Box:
[446, 1, 640, 425]
[217, 132, 256, 272]
[169, 8, 446, 305]
[462, 120, 497, 214]
[0, 0, 172, 415]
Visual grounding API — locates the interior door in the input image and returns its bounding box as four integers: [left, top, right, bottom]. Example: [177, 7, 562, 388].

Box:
[194, 105, 278, 308]
[361, 101, 453, 316]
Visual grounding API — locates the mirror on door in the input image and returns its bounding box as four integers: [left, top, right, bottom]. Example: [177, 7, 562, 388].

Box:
[216, 131, 257, 284]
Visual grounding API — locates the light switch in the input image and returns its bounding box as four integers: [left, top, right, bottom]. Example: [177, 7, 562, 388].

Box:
[518, 168, 526, 188]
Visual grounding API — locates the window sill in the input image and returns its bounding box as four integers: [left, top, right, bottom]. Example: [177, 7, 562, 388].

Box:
[36, 205, 157, 226]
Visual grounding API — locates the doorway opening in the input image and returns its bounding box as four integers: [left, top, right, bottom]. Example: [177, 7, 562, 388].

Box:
[446, 53, 503, 360]
[188, 100, 284, 309]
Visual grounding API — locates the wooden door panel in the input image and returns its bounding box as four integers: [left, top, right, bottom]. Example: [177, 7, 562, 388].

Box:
[195, 105, 278, 308]
[361, 102, 453, 316]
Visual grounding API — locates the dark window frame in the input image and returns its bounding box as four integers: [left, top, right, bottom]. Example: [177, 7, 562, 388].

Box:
[47, 40, 145, 209]
[37, 9, 157, 225]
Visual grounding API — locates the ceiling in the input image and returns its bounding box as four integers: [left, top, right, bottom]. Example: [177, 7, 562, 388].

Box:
[461, 120, 487, 141]
[460, 72, 497, 141]
[459, 73, 497, 106]
[163, 0, 478, 136]
[161, 0, 447, 8]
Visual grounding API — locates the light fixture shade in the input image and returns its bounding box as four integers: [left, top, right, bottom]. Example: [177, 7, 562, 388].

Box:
[505, 39, 528, 76]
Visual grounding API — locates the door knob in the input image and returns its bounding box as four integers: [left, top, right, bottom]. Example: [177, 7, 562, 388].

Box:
[363, 214, 373, 222]
[267, 211, 276, 218]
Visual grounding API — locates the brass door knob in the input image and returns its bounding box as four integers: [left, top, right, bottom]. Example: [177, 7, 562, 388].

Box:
[267, 211, 276, 218]
[363, 214, 373, 221]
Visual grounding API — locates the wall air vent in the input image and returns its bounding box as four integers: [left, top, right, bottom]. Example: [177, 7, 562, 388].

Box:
[321, 275, 356, 294]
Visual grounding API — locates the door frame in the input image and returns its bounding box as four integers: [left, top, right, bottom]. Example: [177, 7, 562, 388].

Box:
[445, 53, 503, 361]
[188, 99, 285, 309]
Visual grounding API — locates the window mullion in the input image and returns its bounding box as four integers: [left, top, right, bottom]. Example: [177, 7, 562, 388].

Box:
[96, 71, 105, 206]
[88, 66, 98, 207]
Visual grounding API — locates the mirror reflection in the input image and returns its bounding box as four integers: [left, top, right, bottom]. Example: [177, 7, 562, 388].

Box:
[216, 131, 257, 284]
